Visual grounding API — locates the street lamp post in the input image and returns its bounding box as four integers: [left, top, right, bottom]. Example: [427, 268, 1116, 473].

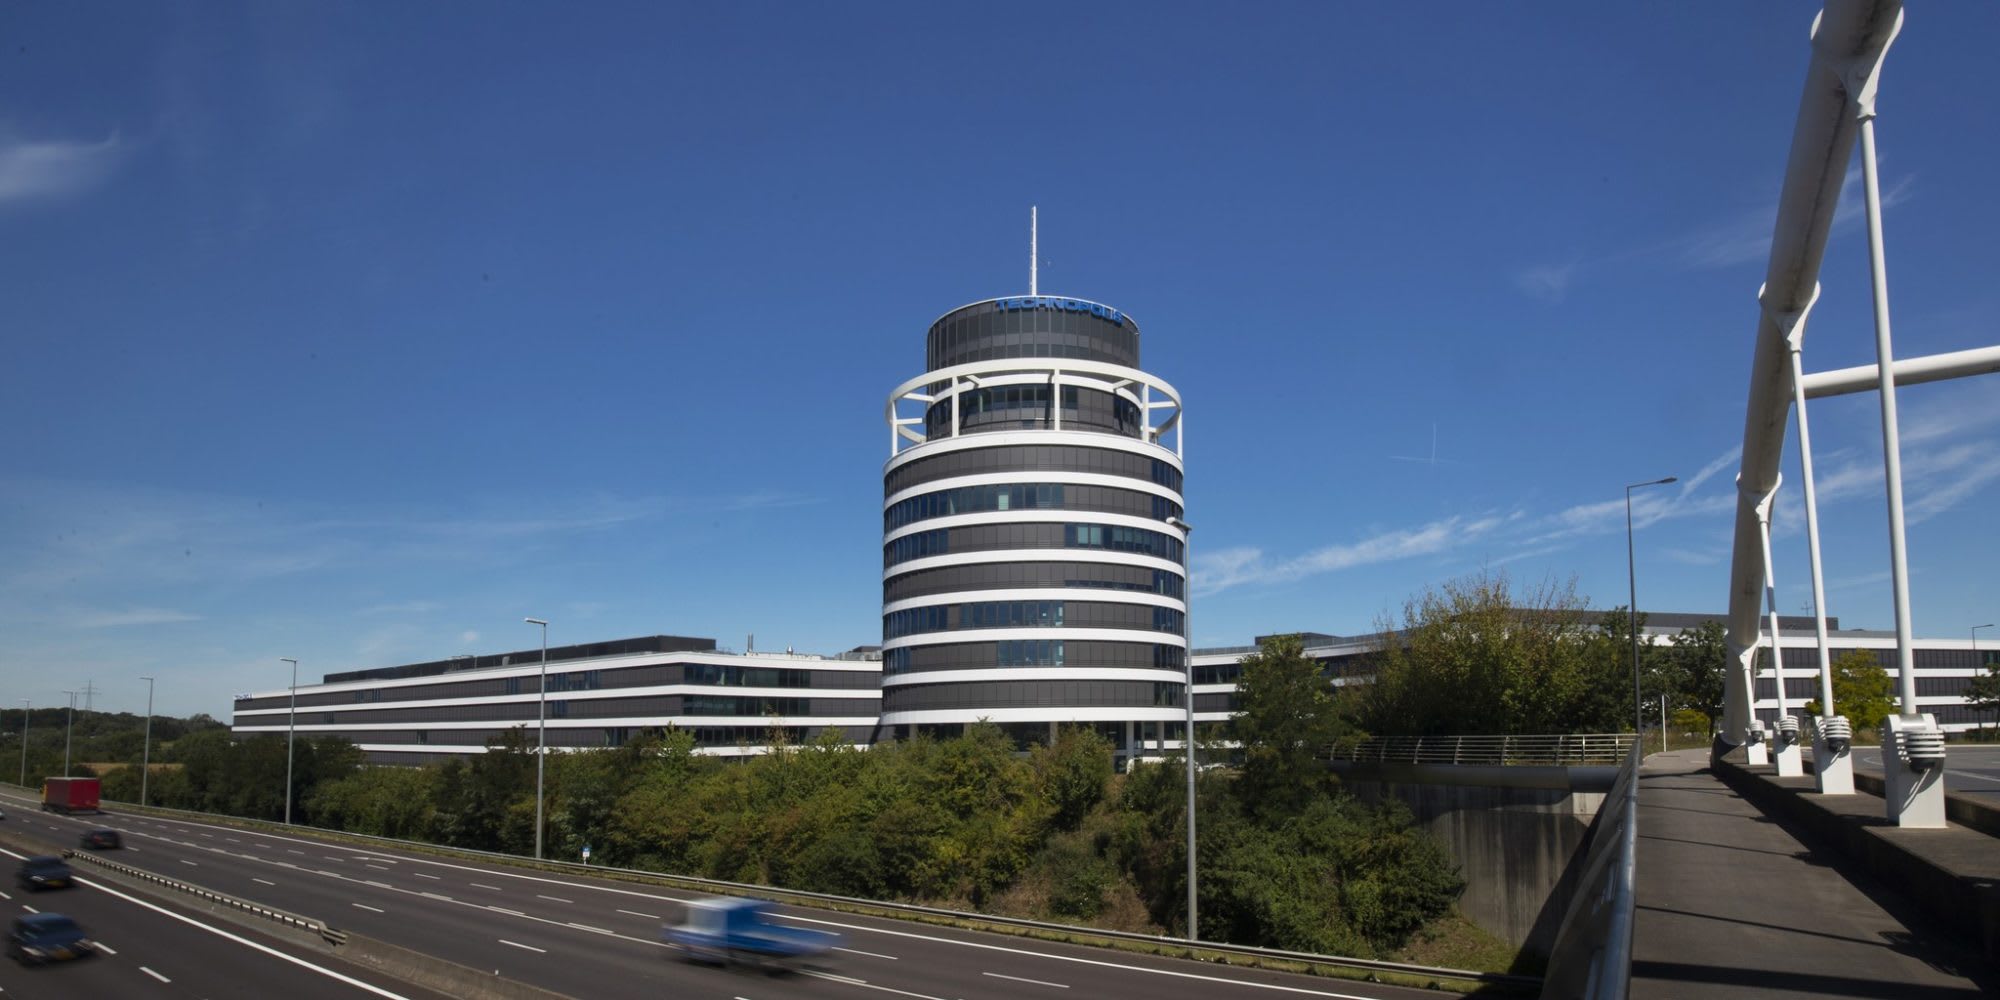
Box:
[1166, 516, 1197, 942]
[62, 690, 77, 776]
[140, 677, 156, 807]
[525, 618, 549, 861]
[1976, 624, 1995, 736]
[17, 700, 28, 788]
[280, 658, 298, 825]
[1626, 477, 1677, 745]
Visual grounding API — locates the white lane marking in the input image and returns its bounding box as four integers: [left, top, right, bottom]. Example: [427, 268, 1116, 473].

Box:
[414, 873, 441, 880]
[471, 882, 503, 891]
[141, 966, 172, 983]
[44, 804, 1391, 998]
[253, 878, 276, 886]
[288, 849, 305, 855]
[352, 903, 385, 913]
[225, 837, 240, 843]
[323, 855, 343, 862]
[179, 860, 198, 867]
[95, 942, 118, 955]
[125, 846, 140, 853]
[489, 907, 526, 917]
[0, 847, 418, 1000]
[499, 939, 546, 953]
[779, 913, 1396, 999]
[420, 892, 454, 902]
[567, 922, 613, 935]
[200, 833, 213, 839]
[21, 906, 37, 914]
[0, 891, 9, 900]
[364, 880, 393, 889]
[366, 864, 390, 870]
[800, 970, 942, 999]
[986, 971, 1070, 989]
[536, 894, 572, 904]
[835, 946, 899, 960]
[616, 908, 660, 920]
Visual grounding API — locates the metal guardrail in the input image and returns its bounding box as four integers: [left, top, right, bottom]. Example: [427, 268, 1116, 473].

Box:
[61, 847, 342, 944]
[1331, 734, 1638, 766]
[46, 789, 1537, 992]
[1537, 741, 1640, 999]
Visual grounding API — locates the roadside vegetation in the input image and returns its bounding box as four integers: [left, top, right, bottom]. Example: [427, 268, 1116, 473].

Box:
[6, 567, 1801, 969]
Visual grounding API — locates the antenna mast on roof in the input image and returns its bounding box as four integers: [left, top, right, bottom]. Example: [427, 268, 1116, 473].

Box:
[1030, 205, 1038, 296]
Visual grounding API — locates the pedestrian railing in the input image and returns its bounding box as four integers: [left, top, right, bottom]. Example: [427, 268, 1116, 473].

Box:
[1329, 733, 1637, 766]
[1536, 740, 1641, 999]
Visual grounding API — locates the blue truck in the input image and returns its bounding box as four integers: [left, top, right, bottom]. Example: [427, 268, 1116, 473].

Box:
[661, 898, 840, 968]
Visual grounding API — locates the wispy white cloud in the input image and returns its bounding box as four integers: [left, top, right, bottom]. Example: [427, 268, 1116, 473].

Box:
[55, 607, 203, 629]
[1191, 417, 1991, 599]
[1194, 514, 1515, 596]
[1514, 262, 1578, 302]
[0, 132, 124, 205]
[359, 600, 441, 616]
[1674, 167, 1913, 270]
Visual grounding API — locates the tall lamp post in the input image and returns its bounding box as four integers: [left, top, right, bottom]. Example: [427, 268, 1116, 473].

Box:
[1166, 516, 1197, 941]
[525, 617, 549, 861]
[1977, 625, 1996, 737]
[62, 690, 77, 776]
[17, 700, 28, 788]
[280, 658, 298, 825]
[139, 676, 156, 807]
[1626, 477, 1677, 744]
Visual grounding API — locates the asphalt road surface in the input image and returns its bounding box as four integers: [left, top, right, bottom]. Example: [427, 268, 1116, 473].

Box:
[0, 839, 453, 1000]
[0, 787, 1451, 1000]
[1852, 743, 2000, 795]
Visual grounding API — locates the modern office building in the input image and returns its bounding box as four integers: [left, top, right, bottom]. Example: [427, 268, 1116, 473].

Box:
[879, 294, 1189, 752]
[230, 636, 883, 765]
[231, 615, 1995, 764]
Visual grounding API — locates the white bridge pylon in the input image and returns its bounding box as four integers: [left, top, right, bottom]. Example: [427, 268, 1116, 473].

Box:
[1721, 0, 1994, 827]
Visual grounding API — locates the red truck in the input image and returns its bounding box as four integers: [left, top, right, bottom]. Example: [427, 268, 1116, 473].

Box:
[41, 778, 101, 815]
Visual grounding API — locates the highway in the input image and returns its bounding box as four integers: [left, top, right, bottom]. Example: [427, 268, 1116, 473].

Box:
[1852, 743, 2000, 795]
[0, 841, 451, 1000]
[0, 787, 1450, 1000]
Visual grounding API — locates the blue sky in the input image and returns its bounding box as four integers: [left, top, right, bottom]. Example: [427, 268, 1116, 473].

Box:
[4, 3, 1996, 718]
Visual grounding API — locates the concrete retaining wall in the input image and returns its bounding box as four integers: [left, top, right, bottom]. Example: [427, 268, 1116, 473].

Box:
[1331, 762, 1605, 963]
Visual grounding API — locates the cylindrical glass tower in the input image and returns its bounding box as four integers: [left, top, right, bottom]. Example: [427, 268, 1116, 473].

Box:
[880, 294, 1187, 754]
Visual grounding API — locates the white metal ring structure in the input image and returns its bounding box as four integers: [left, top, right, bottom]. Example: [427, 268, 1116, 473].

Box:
[878, 295, 1189, 751]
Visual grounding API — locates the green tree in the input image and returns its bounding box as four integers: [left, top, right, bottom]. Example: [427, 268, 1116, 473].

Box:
[1666, 619, 1727, 736]
[1803, 648, 1897, 731]
[1965, 661, 2000, 738]
[1031, 726, 1114, 832]
[1360, 571, 1623, 735]
[1228, 634, 1350, 817]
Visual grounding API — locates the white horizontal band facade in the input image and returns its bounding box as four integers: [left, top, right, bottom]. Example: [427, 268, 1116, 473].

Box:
[884, 429, 1182, 475]
[881, 627, 1185, 652]
[881, 588, 1184, 616]
[883, 667, 1184, 688]
[884, 549, 1183, 581]
[884, 469, 1184, 509]
[883, 508, 1183, 545]
[240, 651, 878, 702]
[236, 715, 880, 733]
[879, 706, 1186, 726]
[350, 742, 874, 758]
[231, 683, 881, 719]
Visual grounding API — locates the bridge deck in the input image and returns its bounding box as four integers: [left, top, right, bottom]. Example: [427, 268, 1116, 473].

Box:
[1630, 748, 1991, 998]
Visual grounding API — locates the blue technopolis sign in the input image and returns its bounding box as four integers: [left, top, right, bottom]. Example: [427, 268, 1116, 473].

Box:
[993, 296, 1126, 325]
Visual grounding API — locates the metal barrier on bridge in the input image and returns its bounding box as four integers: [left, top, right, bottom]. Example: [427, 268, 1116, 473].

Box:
[1331, 733, 1638, 767]
[1537, 741, 1641, 999]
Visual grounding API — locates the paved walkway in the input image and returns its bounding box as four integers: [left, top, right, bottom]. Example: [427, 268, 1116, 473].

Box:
[1630, 749, 1992, 998]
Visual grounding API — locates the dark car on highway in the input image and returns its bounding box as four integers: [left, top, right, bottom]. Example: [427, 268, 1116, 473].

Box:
[8, 913, 96, 964]
[15, 856, 74, 892]
[79, 829, 121, 850]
